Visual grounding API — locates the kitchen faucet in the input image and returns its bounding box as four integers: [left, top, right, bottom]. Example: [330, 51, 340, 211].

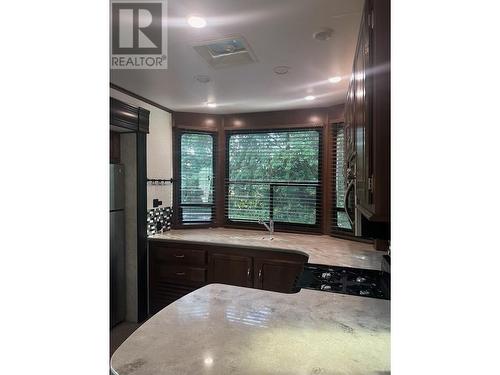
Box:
[258, 218, 274, 239]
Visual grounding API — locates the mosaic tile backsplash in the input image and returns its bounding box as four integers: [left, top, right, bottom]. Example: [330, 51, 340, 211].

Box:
[147, 207, 172, 236]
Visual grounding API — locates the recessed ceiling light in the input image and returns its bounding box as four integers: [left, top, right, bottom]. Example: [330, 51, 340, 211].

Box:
[313, 28, 334, 41]
[195, 74, 211, 83]
[273, 66, 291, 75]
[328, 76, 342, 83]
[187, 16, 207, 28]
[204, 357, 214, 366]
[304, 95, 316, 101]
[206, 102, 217, 108]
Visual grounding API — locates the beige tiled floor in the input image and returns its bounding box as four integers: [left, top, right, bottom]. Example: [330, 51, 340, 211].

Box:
[110, 321, 141, 357]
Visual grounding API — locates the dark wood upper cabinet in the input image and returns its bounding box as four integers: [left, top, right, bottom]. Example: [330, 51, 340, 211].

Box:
[209, 253, 253, 288]
[346, 0, 390, 224]
[354, 1, 372, 215]
[254, 258, 304, 293]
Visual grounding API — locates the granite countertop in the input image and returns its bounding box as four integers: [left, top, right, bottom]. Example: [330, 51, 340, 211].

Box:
[149, 228, 383, 270]
[111, 284, 390, 375]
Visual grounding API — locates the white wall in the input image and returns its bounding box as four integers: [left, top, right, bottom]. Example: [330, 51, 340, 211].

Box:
[110, 88, 173, 209]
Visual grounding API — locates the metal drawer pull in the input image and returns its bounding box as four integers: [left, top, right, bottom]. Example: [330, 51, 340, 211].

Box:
[175, 272, 186, 276]
[174, 254, 185, 258]
[258, 269, 262, 280]
[247, 268, 250, 278]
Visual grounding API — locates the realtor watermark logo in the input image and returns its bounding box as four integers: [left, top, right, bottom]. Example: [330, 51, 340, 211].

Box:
[111, 0, 167, 69]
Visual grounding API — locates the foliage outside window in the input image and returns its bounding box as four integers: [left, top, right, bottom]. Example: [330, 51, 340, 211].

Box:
[180, 133, 214, 223]
[227, 130, 320, 227]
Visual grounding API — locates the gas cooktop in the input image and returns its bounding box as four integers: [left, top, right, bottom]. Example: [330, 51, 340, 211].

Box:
[296, 263, 390, 300]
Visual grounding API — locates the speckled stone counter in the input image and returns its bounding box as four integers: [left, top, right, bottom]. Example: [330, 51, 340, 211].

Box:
[111, 284, 390, 375]
[149, 228, 382, 270]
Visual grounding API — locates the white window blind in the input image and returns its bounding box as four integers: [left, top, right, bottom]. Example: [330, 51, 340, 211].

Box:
[180, 133, 215, 223]
[226, 130, 321, 227]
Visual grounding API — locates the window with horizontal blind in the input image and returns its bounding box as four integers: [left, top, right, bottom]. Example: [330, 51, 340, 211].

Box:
[226, 129, 321, 228]
[179, 132, 215, 223]
[331, 124, 353, 233]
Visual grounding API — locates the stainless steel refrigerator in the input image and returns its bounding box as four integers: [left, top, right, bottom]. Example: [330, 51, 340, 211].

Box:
[110, 164, 126, 327]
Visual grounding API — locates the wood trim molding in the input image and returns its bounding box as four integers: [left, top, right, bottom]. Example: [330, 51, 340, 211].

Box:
[110, 97, 150, 133]
[136, 132, 148, 322]
[138, 108, 150, 133]
[223, 109, 328, 130]
[171, 128, 181, 228]
[173, 104, 344, 131]
[110, 82, 174, 114]
[172, 112, 220, 131]
[321, 123, 332, 234]
[215, 120, 226, 226]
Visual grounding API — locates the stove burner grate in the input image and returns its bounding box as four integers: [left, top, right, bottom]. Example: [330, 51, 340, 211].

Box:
[295, 263, 390, 300]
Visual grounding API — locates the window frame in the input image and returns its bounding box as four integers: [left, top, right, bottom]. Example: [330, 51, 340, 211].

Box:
[224, 127, 323, 233]
[176, 129, 217, 226]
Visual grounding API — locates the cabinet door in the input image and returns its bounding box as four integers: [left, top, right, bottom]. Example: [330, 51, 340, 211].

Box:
[209, 253, 253, 287]
[345, 81, 356, 159]
[254, 259, 303, 293]
[354, 2, 373, 212]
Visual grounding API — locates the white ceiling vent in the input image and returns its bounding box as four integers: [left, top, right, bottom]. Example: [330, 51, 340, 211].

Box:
[193, 36, 257, 69]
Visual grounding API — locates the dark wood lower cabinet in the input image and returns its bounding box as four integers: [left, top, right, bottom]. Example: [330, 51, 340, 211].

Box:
[148, 241, 307, 315]
[254, 258, 303, 293]
[209, 253, 253, 287]
[149, 242, 207, 314]
[149, 281, 199, 315]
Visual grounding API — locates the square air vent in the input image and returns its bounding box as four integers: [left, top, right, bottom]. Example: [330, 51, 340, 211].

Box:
[193, 36, 257, 69]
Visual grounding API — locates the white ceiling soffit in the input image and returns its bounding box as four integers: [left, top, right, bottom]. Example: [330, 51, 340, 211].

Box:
[110, 0, 364, 114]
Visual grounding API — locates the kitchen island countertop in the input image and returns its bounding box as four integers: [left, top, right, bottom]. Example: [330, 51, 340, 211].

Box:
[111, 284, 390, 375]
[149, 228, 383, 270]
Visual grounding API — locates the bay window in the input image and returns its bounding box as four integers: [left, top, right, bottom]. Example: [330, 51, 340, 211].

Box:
[226, 129, 321, 229]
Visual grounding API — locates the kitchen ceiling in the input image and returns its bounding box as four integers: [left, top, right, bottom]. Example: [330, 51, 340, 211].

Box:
[110, 0, 364, 114]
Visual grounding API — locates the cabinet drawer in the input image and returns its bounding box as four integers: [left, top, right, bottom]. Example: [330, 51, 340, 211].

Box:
[151, 245, 206, 266]
[155, 264, 207, 285]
